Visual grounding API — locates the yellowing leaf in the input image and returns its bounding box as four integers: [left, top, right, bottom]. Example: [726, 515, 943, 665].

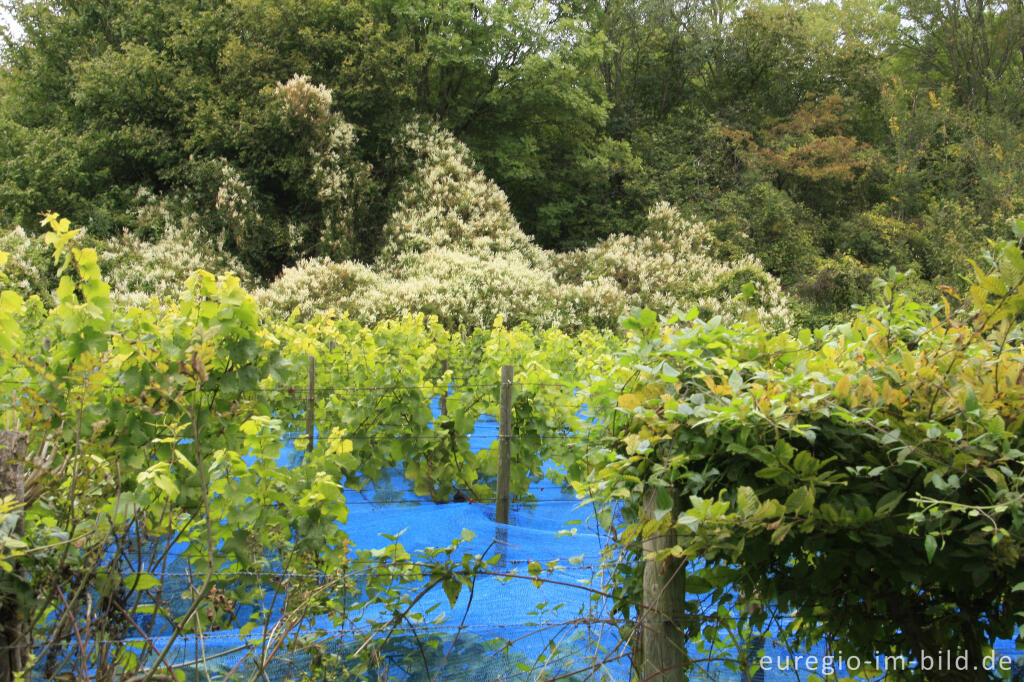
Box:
[618, 393, 643, 411]
[172, 448, 196, 474]
[239, 422, 260, 438]
[856, 375, 877, 401]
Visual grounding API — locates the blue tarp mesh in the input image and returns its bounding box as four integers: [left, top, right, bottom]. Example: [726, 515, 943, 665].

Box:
[43, 408, 1024, 680]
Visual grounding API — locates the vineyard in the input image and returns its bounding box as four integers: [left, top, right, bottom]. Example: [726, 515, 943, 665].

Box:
[4, 0, 1024, 675]
[2, 216, 1024, 680]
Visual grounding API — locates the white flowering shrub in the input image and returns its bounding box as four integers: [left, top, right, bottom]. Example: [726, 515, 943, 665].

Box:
[274, 75, 374, 262]
[215, 162, 264, 255]
[275, 73, 334, 128]
[554, 277, 631, 330]
[0, 226, 52, 298]
[99, 223, 253, 307]
[256, 204, 790, 331]
[253, 256, 378, 320]
[255, 248, 564, 329]
[555, 202, 793, 330]
[1, 197, 253, 309]
[379, 122, 549, 269]
[311, 122, 373, 260]
[250, 122, 792, 332]
[363, 247, 562, 329]
[209, 75, 375, 273]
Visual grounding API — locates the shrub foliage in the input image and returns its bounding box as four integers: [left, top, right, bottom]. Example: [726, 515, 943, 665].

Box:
[587, 226, 1024, 676]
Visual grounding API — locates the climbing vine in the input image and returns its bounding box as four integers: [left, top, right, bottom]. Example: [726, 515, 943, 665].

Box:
[0, 215, 620, 680]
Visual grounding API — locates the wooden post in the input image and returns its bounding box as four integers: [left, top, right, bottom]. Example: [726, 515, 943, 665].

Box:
[495, 365, 513, 525]
[640, 485, 688, 680]
[742, 594, 765, 682]
[439, 359, 449, 416]
[306, 355, 315, 455]
[0, 431, 29, 682]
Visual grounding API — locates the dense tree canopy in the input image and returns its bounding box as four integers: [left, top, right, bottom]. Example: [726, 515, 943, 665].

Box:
[1, 0, 1023, 324]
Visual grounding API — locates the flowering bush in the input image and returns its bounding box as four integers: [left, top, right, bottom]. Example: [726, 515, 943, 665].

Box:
[555, 202, 793, 330]
[99, 223, 253, 307]
[0, 226, 51, 298]
[210, 75, 375, 273]
[257, 209, 790, 331]
[255, 124, 792, 331]
[365, 247, 562, 329]
[215, 162, 264, 258]
[379, 123, 549, 269]
[252, 256, 377, 320]
[84, 113, 793, 332]
[274, 75, 374, 262]
[553, 277, 630, 331]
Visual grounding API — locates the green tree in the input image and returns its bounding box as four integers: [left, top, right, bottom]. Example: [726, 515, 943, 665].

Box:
[0, 0, 632, 257]
[894, 0, 1024, 119]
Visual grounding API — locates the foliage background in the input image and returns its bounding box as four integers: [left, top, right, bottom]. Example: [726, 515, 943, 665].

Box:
[1, 0, 1022, 327]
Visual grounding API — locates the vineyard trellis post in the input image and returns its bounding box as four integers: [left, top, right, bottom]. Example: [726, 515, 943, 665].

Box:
[494, 365, 513, 566]
[306, 355, 315, 455]
[0, 430, 29, 682]
[439, 359, 448, 415]
[640, 485, 688, 680]
[496, 365, 513, 525]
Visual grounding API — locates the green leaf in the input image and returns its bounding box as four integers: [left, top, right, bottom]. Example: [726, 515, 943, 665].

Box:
[654, 487, 674, 520]
[964, 387, 980, 415]
[442, 578, 462, 607]
[875, 491, 903, 517]
[770, 522, 792, 545]
[240, 420, 261, 436]
[173, 449, 197, 474]
[728, 370, 744, 392]
[784, 487, 813, 515]
[125, 572, 161, 592]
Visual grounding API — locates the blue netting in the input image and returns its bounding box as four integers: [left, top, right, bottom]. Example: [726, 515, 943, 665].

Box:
[38, 404, 1024, 681]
